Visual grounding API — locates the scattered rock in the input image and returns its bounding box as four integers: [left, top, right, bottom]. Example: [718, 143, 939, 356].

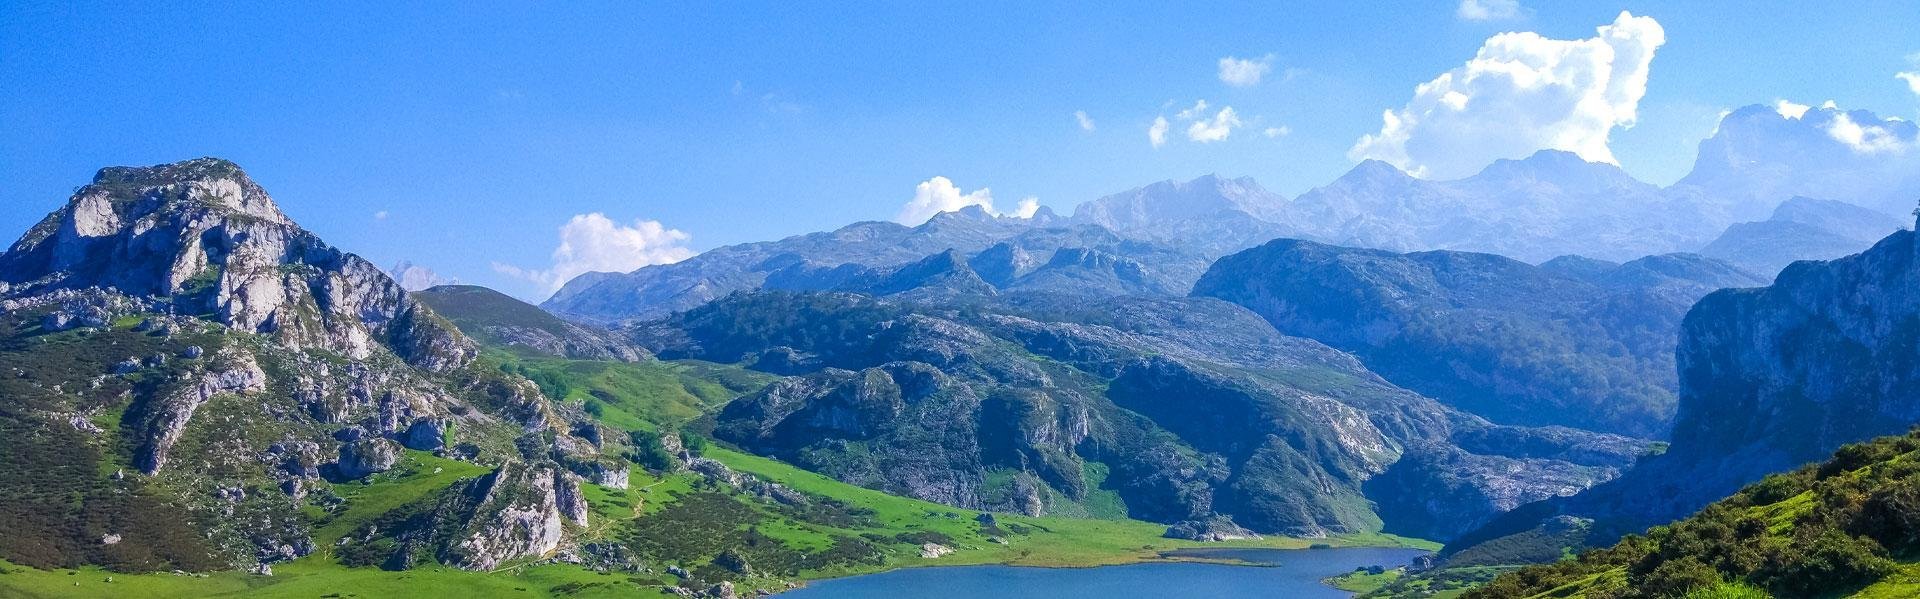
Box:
[919, 543, 954, 559]
[1164, 516, 1261, 542]
[111, 358, 141, 375]
[181, 345, 204, 359]
[100, 534, 121, 545]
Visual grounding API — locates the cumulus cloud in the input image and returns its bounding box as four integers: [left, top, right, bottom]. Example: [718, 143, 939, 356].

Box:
[1148, 116, 1170, 148]
[1348, 11, 1665, 179]
[494, 213, 696, 295]
[1264, 126, 1291, 138]
[1218, 55, 1275, 87]
[1774, 99, 1811, 119]
[1074, 110, 1096, 131]
[1011, 197, 1042, 219]
[1457, 0, 1524, 21]
[1186, 106, 1242, 142]
[373, 210, 389, 221]
[1826, 111, 1913, 154]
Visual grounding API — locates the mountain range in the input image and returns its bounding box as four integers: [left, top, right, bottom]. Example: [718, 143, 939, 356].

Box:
[547, 103, 1914, 328]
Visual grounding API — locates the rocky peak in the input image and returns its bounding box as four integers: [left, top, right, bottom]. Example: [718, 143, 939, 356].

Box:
[0, 157, 476, 372]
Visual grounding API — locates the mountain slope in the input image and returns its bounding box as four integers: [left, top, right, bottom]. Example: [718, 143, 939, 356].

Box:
[1698, 196, 1908, 277]
[414, 284, 647, 362]
[1192, 239, 1765, 437]
[1461, 431, 1920, 599]
[632, 289, 1644, 541]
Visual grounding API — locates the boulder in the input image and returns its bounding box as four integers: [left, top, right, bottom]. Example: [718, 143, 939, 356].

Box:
[403, 417, 448, 451]
[336, 438, 401, 479]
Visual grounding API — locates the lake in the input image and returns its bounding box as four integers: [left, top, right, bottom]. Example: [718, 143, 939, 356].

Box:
[779, 546, 1430, 598]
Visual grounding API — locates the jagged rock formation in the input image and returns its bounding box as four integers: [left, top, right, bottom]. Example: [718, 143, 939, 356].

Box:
[1193, 239, 1764, 437]
[0, 158, 476, 372]
[414, 284, 646, 362]
[443, 462, 583, 571]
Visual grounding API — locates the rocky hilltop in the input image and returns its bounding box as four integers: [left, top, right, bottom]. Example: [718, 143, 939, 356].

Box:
[0, 158, 603, 574]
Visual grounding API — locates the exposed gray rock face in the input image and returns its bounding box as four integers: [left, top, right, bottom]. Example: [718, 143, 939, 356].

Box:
[0, 158, 476, 373]
[403, 417, 449, 451]
[133, 349, 267, 474]
[443, 462, 583, 571]
[336, 438, 402, 480]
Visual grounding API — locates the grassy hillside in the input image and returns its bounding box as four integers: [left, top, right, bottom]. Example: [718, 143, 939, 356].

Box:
[1459, 430, 1920, 598]
[2, 345, 1430, 598]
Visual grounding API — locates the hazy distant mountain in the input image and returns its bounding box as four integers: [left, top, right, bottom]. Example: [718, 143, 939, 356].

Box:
[1069, 174, 1301, 258]
[388, 260, 455, 292]
[1670, 104, 1920, 221]
[415, 284, 648, 362]
[1285, 150, 1719, 262]
[543, 206, 1044, 323]
[1699, 196, 1908, 277]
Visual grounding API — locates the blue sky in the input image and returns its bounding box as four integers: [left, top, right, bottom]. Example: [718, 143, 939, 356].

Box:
[4, 1, 1918, 300]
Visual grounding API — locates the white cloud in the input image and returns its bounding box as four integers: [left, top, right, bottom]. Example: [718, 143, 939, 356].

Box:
[1264, 126, 1291, 138]
[1218, 55, 1275, 87]
[1148, 116, 1170, 148]
[1011, 197, 1042, 219]
[1186, 106, 1242, 143]
[1826, 111, 1913, 154]
[373, 210, 389, 221]
[1774, 99, 1811, 119]
[1348, 11, 1666, 179]
[494, 213, 696, 294]
[1457, 0, 1524, 21]
[1176, 100, 1209, 120]
[894, 176, 1000, 224]
[1074, 110, 1096, 131]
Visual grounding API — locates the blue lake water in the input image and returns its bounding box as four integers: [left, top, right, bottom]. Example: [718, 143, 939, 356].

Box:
[780, 546, 1430, 598]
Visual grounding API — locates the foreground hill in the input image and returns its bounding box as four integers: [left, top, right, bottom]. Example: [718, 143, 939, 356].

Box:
[1192, 239, 1763, 438]
[1460, 430, 1920, 598]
